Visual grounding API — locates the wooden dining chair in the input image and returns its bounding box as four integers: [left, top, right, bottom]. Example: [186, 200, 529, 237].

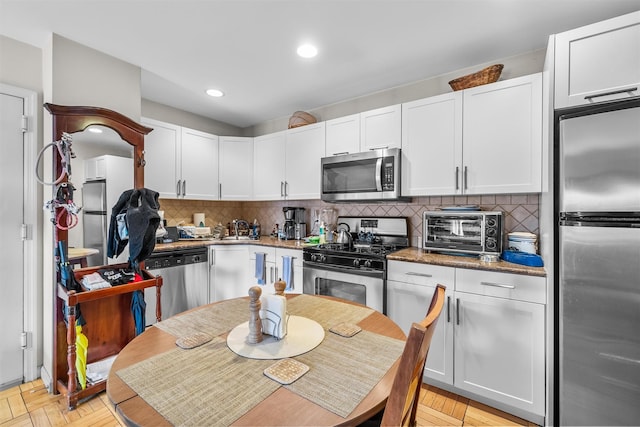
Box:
[380, 284, 446, 427]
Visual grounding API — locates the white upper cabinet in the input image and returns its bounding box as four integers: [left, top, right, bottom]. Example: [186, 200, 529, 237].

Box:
[253, 131, 286, 200]
[325, 113, 360, 156]
[219, 136, 253, 200]
[462, 73, 543, 194]
[253, 124, 325, 201]
[180, 127, 219, 200]
[360, 104, 402, 151]
[555, 11, 640, 109]
[401, 74, 542, 197]
[142, 118, 181, 198]
[143, 118, 219, 200]
[285, 122, 325, 200]
[401, 92, 463, 196]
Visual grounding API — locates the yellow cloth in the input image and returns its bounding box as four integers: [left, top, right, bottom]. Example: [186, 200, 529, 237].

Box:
[75, 324, 88, 389]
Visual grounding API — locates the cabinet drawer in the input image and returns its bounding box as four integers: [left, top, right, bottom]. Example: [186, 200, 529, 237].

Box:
[455, 269, 546, 304]
[387, 261, 454, 288]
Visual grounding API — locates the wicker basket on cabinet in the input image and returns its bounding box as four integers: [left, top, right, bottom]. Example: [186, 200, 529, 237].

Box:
[448, 64, 504, 91]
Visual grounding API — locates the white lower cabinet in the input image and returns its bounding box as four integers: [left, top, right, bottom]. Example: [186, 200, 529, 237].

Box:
[209, 245, 249, 302]
[249, 246, 303, 295]
[387, 261, 455, 385]
[387, 261, 546, 421]
[453, 269, 545, 418]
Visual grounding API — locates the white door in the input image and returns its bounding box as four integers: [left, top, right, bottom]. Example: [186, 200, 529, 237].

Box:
[285, 122, 325, 200]
[180, 127, 219, 200]
[462, 74, 542, 194]
[0, 92, 25, 388]
[253, 132, 286, 200]
[141, 118, 181, 198]
[401, 92, 463, 196]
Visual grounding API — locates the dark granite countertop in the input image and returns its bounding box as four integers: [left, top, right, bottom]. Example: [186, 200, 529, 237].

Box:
[153, 239, 546, 277]
[387, 248, 547, 277]
[152, 236, 312, 252]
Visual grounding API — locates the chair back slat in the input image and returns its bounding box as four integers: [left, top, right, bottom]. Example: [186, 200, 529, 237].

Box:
[381, 284, 446, 427]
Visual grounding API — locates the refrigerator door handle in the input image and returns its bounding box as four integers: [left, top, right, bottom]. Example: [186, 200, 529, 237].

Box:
[584, 86, 638, 100]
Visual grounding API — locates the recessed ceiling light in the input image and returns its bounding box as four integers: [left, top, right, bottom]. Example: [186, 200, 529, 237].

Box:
[206, 89, 224, 97]
[297, 44, 318, 58]
[87, 127, 103, 134]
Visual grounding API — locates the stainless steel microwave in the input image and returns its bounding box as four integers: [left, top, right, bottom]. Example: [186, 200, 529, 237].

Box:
[321, 148, 404, 202]
[423, 210, 503, 255]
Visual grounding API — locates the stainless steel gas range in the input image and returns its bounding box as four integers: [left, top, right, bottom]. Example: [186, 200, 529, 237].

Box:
[302, 216, 409, 314]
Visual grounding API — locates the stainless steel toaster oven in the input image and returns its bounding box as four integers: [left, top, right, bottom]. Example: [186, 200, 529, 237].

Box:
[423, 210, 503, 255]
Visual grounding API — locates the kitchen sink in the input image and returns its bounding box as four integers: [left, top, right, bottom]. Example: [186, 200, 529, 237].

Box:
[222, 236, 251, 240]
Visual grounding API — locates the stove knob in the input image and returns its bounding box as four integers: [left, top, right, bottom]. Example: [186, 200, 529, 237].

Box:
[310, 254, 318, 262]
[353, 258, 360, 268]
[363, 260, 372, 268]
[319, 254, 326, 263]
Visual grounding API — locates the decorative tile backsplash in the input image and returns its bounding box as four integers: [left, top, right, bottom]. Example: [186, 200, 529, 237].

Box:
[159, 193, 539, 247]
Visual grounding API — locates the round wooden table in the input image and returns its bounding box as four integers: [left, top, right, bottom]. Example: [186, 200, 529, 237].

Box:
[107, 295, 405, 426]
[68, 247, 99, 268]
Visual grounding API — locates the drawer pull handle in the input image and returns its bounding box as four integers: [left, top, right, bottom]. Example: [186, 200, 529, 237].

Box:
[447, 296, 451, 323]
[456, 298, 460, 325]
[481, 281, 515, 289]
[405, 272, 433, 278]
[584, 87, 637, 100]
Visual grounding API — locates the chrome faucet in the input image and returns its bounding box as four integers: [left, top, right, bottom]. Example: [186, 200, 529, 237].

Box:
[232, 219, 249, 239]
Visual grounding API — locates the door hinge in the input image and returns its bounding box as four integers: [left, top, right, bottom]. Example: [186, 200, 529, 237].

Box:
[21, 224, 30, 241]
[21, 115, 28, 133]
[21, 332, 28, 349]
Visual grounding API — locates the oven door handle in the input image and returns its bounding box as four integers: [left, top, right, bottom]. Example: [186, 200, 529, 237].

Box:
[303, 262, 384, 279]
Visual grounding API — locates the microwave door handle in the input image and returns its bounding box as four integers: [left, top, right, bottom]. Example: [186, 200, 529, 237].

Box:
[375, 157, 383, 191]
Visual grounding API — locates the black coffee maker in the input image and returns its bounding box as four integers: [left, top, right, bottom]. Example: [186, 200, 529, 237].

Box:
[282, 207, 306, 240]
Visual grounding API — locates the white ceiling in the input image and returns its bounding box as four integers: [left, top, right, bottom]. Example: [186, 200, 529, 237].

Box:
[2, 0, 639, 128]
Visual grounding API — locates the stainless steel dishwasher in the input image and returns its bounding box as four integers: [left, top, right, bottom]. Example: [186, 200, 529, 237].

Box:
[144, 246, 209, 326]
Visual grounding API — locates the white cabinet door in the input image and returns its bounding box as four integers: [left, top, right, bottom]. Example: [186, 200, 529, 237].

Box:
[142, 118, 181, 198]
[401, 93, 463, 196]
[219, 136, 253, 200]
[453, 291, 545, 416]
[360, 104, 402, 151]
[253, 131, 286, 200]
[462, 73, 542, 194]
[555, 11, 640, 109]
[325, 113, 360, 156]
[181, 127, 219, 200]
[275, 248, 303, 294]
[209, 245, 249, 302]
[249, 247, 277, 294]
[285, 122, 325, 200]
[387, 261, 455, 385]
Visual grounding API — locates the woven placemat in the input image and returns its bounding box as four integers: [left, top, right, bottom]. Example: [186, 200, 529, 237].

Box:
[175, 332, 212, 349]
[116, 337, 279, 426]
[153, 297, 249, 338]
[285, 330, 404, 418]
[287, 294, 374, 328]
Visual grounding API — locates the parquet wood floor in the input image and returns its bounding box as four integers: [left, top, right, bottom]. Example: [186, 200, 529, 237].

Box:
[1, 379, 538, 426]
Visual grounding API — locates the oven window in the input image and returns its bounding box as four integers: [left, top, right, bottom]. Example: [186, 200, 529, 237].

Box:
[426, 216, 483, 251]
[322, 158, 379, 193]
[315, 278, 366, 306]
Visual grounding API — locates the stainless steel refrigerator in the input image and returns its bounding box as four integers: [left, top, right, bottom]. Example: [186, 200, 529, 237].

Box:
[556, 98, 640, 425]
[82, 180, 108, 266]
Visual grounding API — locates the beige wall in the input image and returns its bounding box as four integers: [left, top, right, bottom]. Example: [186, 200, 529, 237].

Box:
[48, 34, 141, 120]
[249, 49, 546, 136]
[142, 99, 243, 136]
[0, 35, 42, 92]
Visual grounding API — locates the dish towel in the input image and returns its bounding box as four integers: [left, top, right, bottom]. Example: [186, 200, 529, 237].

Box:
[282, 255, 293, 291]
[255, 252, 266, 285]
